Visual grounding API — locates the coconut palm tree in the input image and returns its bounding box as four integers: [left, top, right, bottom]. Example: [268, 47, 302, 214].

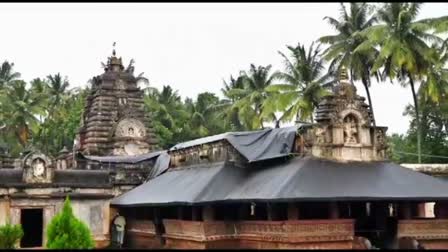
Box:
[184, 92, 227, 137]
[319, 2, 379, 126]
[144, 85, 186, 131]
[143, 85, 192, 147]
[355, 2, 448, 163]
[0, 61, 21, 88]
[0, 80, 46, 150]
[263, 42, 335, 124]
[210, 75, 248, 131]
[46, 73, 70, 113]
[420, 45, 448, 104]
[228, 64, 279, 129]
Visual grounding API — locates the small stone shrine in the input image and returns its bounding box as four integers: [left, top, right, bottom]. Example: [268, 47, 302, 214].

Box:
[0, 47, 163, 248]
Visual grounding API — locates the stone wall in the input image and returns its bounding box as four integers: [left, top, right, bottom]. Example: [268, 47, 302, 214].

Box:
[170, 140, 246, 168]
[398, 219, 448, 249]
[126, 218, 354, 249]
[0, 194, 113, 248]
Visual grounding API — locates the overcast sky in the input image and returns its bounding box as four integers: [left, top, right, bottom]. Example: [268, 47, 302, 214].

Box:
[1, 3, 447, 134]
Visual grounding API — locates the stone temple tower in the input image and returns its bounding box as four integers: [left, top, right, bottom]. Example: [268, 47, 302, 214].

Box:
[76, 48, 159, 156]
[310, 67, 388, 162]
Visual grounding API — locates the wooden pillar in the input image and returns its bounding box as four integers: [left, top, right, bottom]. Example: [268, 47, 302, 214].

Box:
[153, 208, 161, 229]
[192, 206, 201, 221]
[434, 201, 448, 218]
[267, 203, 278, 221]
[287, 203, 299, 220]
[237, 204, 247, 220]
[177, 206, 183, 220]
[202, 205, 214, 221]
[417, 203, 426, 218]
[400, 202, 411, 219]
[329, 202, 339, 219]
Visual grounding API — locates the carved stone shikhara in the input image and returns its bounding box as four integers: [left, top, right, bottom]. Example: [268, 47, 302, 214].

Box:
[304, 70, 388, 162]
[0, 50, 162, 249]
[77, 53, 159, 156]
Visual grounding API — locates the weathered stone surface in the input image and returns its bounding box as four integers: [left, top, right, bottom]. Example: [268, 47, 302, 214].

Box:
[76, 53, 158, 156]
[138, 219, 355, 249]
[0, 51, 161, 249]
[300, 70, 388, 162]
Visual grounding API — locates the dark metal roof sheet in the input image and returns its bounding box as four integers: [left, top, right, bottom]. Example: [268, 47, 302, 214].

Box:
[170, 125, 304, 163]
[226, 157, 448, 202]
[111, 161, 243, 206]
[146, 151, 171, 180]
[111, 156, 448, 207]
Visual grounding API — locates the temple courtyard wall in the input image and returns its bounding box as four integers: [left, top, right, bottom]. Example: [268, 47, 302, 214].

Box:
[0, 191, 114, 248]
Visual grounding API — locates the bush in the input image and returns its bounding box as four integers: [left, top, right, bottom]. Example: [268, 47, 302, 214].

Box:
[46, 196, 95, 249]
[0, 223, 24, 249]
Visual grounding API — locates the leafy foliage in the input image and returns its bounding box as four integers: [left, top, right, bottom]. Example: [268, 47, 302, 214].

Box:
[319, 3, 379, 125]
[389, 86, 448, 164]
[0, 2, 447, 159]
[263, 42, 334, 123]
[46, 197, 94, 249]
[0, 223, 24, 249]
[225, 64, 280, 129]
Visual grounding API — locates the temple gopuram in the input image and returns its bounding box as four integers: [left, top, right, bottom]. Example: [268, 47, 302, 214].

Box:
[0, 50, 165, 248]
[111, 69, 448, 250]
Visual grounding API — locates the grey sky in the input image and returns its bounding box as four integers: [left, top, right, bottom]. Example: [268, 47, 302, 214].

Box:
[1, 3, 447, 134]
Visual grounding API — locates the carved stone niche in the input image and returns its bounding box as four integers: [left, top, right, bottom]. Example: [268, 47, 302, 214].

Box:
[338, 109, 370, 147]
[112, 118, 149, 156]
[114, 118, 147, 139]
[374, 127, 388, 159]
[22, 152, 54, 184]
[313, 125, 332, 145]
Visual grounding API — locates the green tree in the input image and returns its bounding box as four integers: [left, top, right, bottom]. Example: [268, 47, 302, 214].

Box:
[0, 80, 46, 153]
[37, 74, 70, 153]
[389, 98, 448, 164]
[0, 223, 24, 249]
[228, 64, 278, 129]
[263, 42, 334, 124]
[356, 3, 448, 163]
[45, 73, 70, 117]
[319, 2, 379, 125]
[420, 44, 448, 104]
[46, 197, 94, 249]
[211, 75, 249, 131]
[35, 88, 87, 155]
[185, 92, 229, 138]
[143, 85, 191, 148]
[0, 61, 21, 88]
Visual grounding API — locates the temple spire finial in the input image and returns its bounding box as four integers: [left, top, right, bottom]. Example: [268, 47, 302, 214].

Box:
[112, 42, 116, 57]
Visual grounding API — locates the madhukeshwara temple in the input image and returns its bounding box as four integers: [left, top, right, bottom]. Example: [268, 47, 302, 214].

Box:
[2, 50, 448, 249]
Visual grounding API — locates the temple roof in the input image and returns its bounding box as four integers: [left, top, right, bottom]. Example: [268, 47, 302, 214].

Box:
[111, 156, 448, 207]
[78, 150, 165, 164]
[170, 125, 305, 163]
[110, 67, 445, 207]
[0, 169, 111, 188]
